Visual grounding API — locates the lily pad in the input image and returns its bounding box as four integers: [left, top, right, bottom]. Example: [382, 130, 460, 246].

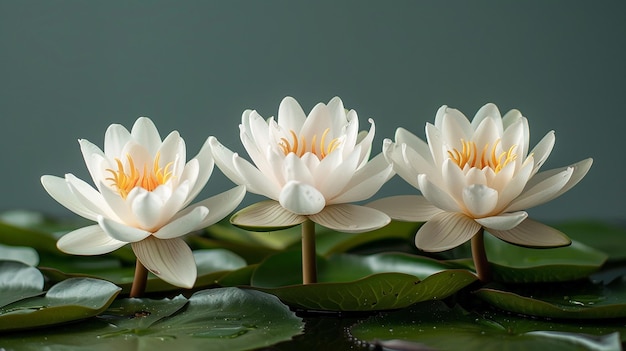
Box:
[475, 275, 626, 319]
[0, 277, 121, 331]
[315, 220, 422, 256]
[350, 300, 626, 351]
[247, 251, 476, 311]
[40, 249, 247, 293]
[0, 243, 39, 266]
[451, 235, 608, 283]
[553, 220, 626, 261]
[0, 260, 45, 307]
[0, 288, 304, 351]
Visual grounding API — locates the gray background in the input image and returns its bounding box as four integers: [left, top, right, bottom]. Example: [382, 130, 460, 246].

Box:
[1, 1, 624, 222]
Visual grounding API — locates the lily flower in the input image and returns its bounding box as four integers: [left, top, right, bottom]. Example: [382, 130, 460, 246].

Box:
[208, 96, 394, 233]
[370, 103, 592, 253]
[41, 117, 245, 289]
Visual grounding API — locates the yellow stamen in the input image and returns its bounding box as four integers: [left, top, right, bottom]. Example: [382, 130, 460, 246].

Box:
[106, 152, 174, 199]
[279, 128, 341, 160]
[447, 139, 517, 174]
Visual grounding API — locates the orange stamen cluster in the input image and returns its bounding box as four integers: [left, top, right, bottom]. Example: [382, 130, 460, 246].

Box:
[279, 128, 340, 159]
[448, 139, 517, 173]
[106, 153, 174, 199]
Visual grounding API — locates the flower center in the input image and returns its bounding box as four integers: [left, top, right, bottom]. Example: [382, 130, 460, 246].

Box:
[106, 153, 174, 199]
[279, 128, 340, 159]
[447, 139, 517, 173]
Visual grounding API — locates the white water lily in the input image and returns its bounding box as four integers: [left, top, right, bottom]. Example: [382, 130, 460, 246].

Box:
[209, 96, 394, 233]
[369, 103, 592, 251]
[41, 117, 245, 288]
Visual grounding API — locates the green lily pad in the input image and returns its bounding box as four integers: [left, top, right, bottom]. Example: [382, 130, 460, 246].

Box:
[0, 277, 121, 331]
[350, 300, 626, 351]
[475, 275, 626, 319]
[0, 288, 304, 351]
[40, 249, 247, 293]
[451, 235, 608, 283]
[553, 220, 626, 261]
[0, 243, 39, 266]
[0, 260, 45, 307]
[206, 219, 302, 250]
[247, 251, 476, 311]
[315, 220, 422, 256]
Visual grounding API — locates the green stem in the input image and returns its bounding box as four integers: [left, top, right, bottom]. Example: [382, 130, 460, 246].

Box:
[471, 228, 492, 283]
[301, 220, 317, 284]
[129, 259, 148, 298]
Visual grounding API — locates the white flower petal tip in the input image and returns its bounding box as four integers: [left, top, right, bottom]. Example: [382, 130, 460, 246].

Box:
[308, 204, 391, 233]
[365, 195, 442, 222]
[279, 181, 326, 215]
[230, 200, 307, 231]
[132, 237, 197, 289]
[415, 212, 481, 252]
[489, 218, 571, 248]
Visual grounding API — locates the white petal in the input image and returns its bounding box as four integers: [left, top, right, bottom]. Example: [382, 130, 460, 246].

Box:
[180, 185, 246, 229]
[329, 153, 394, 204]
[401, 141, 439, 182]
[503, 111, 529, 157]
[40, 175, 99, 221]
[153, 206, 208, 239]
[103, 123, 131, 157]
[394, 127, 434, 165]
[471, 117, 500, 151]
[300, 102, 332, 139]
[208, 137, 247, 185]
[178, 160, 200, 206]
[277, 96, 307, 132]
[366, 195, 443, 222]
[495, 158, 534, 210]
[233, 153, 281, 199]
[132, 236, 196, 288]
[57, 225, 126, 255]
[415, 212, 481, 252]
[489, 218, 571, 248]
[354, 118, 375, 166]
[528, 131, 555, 175]
[98, 180, 137, 226]
[160, 180, 191, 221]
[418, 174, 461, 212]
[131, 117, 162, 156]
[78, 139, 105, 184]
[230, 200, 307, 230]
[159, 131, 186, 176]
[506, 167, 573, 212]
[471, 103, 502, 134]
[462, 184, 498, 217]
[440, 109, 473, 146]
[129, 189, 166, 230]
[65, 174, 117, 220]
[383, 140, 420, 189]
[425, 123, 445, 167]
[475, 211, 528, 231]
[98, 216, 151, 243]
[521, 158, 593, 206]
[308, 204, 391, 233]
[442, 159, 467, 199]
[317, 145, 361, 199]
[283, 153, 314, 184]
[279, 181, 326, 215]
